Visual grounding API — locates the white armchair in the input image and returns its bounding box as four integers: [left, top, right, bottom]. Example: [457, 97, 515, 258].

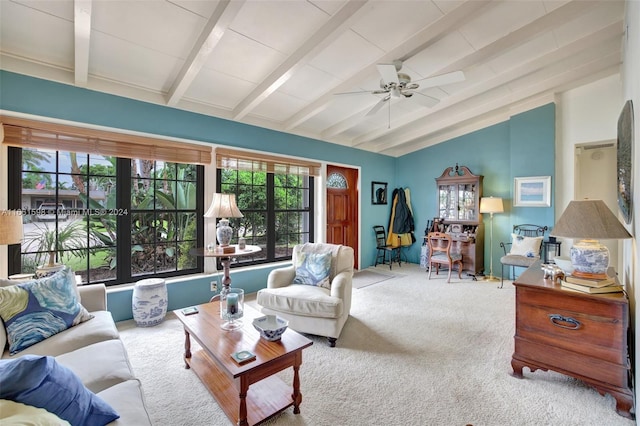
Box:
[256, 243, 354, 347]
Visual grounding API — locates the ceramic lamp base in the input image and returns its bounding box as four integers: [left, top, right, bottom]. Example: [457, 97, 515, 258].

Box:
[216, 218, 233, 246]
[570, 239, 609, 279]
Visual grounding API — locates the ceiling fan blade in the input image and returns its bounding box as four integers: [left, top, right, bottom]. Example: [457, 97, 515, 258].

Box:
[365, 96, 390, 116]
[415, 70, 465, 89]
[376, 64, 399, 85]
[411, 91, 440, 108]
[334, 90, 375, 96]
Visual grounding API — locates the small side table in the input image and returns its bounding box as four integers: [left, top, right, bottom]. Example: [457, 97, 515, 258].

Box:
[189, 245, 261, 301]
[543, 240, 562, 264]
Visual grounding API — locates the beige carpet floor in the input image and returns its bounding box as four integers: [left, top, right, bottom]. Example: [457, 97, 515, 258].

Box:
[117, 264, 635, 425]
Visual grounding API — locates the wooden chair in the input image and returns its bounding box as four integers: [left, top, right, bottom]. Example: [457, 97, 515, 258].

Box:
[373, 225, 401, 270]
[499, 224, 548, 288]
[426, 232, 463, 283]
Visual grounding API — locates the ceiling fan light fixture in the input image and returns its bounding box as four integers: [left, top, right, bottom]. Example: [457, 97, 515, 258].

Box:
[391, 87, 401, 98]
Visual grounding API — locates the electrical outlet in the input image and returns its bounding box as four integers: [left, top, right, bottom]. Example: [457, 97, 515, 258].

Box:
[210, 281, 217, 292]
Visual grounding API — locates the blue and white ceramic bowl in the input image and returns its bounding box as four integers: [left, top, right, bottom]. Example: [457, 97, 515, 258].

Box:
[253, 315, 289, 341]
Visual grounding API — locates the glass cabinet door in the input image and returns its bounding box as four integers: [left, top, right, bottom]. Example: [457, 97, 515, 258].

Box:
[438, 184, 457, 220]
[458, 184, 477, 221]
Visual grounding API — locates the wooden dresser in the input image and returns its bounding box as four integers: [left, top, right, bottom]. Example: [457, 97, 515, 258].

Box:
[511, 262, 634, 419]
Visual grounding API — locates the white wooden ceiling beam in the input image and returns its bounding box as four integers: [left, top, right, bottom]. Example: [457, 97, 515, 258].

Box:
[289, 0, 494, 133]
[167, 0, 245, 107]
[231, 0, 370, 121]
[74, 0, 92, 87]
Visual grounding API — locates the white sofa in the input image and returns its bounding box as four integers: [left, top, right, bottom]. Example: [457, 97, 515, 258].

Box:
[1, 283, 152, 425]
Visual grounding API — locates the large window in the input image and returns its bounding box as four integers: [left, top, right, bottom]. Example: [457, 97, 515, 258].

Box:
[216, 149, 319, 267]
[8, 147, 204, 285]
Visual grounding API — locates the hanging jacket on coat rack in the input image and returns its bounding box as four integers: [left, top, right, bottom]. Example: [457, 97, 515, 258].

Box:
[387, 187, 416, 247]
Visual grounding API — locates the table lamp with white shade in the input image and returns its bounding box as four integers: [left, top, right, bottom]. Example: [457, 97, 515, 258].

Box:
[479, 196, 504, 282]
[204, 193, 243, 251]
[550, 199, 631, 279]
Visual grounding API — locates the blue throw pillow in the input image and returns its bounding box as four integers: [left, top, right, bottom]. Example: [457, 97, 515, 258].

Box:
[0, 266, 93, 355]
[0, 355, 119, 425]
[292, 251, 332, 289]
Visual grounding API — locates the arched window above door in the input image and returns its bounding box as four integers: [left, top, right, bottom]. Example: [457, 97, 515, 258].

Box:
[327, 172, 347, 189]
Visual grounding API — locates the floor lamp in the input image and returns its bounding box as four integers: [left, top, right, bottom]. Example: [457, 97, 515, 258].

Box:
[479, 197, 503, 282]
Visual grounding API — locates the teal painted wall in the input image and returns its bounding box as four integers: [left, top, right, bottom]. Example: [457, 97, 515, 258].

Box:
[395, 103, 556, 277]
[0, 71, 396, 320]
[0, 71, 555, 318]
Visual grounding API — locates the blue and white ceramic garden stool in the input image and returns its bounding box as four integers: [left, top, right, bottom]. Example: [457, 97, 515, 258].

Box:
[132, 278, 167, 327]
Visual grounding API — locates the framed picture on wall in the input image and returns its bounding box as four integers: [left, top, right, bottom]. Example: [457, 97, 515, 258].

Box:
[617, 99, 633, 224]
[514, 176, 551, 207]
[372, 181, 388, 205]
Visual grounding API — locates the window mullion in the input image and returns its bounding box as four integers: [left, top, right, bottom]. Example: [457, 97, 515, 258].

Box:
[116, 158, 132, 283]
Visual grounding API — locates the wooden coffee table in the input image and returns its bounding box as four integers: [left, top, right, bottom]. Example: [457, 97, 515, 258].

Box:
[174, 302, 313, 426]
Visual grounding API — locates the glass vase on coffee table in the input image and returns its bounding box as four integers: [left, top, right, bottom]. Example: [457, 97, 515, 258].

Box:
[220, 288, 244, 330]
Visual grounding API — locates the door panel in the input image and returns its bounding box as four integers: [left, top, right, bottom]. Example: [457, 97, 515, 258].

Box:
[326, 165, 358, 269]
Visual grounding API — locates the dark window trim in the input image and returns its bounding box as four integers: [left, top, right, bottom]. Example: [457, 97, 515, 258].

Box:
[7, 147, 205, 284]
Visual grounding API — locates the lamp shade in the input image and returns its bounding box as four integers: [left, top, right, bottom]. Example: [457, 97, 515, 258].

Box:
[0, 210, 24, 245]
[551, 200, 630, 279]
[479, 197, 504, 214]
[204, 193, 244, 219]
[550, 200, 631, 240]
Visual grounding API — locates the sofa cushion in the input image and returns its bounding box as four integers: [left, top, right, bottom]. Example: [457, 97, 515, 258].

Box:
[0, 399, 71, 425]
[99, 380, 152, 426]
[0, 267, 93, 355]
[508, 234, 543, 258]
[56, 339, 136, 394]
[3, 311, 119, 359]
[0, 355, 119, 425]
[292, 251, 332, 289]
[257, 285, 342, 319]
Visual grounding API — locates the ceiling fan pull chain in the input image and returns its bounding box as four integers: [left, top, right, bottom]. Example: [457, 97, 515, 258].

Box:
[388, 98, 391, 129]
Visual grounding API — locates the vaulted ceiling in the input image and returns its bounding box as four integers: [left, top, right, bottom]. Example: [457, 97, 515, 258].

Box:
[0, 0, 626, 157]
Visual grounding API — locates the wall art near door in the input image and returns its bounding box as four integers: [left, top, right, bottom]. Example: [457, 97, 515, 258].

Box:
[371, 181, 387, 205]
[617, 100, 634, 224]
[514, 176, 551, 207]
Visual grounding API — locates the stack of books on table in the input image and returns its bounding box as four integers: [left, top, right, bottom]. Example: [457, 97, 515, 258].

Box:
[560, 274, 623, 294]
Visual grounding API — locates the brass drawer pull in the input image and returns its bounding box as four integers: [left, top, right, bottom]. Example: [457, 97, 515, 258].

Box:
[548, 314, 581, 330]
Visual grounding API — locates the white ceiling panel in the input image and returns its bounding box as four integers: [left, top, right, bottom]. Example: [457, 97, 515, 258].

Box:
[406, 32, 474, 80]
[91, 0, 206, 59]
[184, 67, 256, 110]
[0, 1, 73, 68]
[0, 0, 626, 157]
[250, 90, 307, 123]
[89, 32, 183, 93]
[552, 1, 625, 47]
[458, 1, 547, 49]
[277, 64, 342, 102]
[172, 0, 222, 19]
[230, 0, 330, 54]
[350, 1, 444, 52]
[310, 29, 385, 80]
[203, 30, 286, 84]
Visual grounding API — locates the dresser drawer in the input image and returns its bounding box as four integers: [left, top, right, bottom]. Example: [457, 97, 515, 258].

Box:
[516, 287, 627, 364]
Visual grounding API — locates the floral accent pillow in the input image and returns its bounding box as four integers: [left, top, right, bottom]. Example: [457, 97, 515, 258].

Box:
[509, 234, 543, 258]
[0, 267, 93, 355]
[292, 251, 332, 289]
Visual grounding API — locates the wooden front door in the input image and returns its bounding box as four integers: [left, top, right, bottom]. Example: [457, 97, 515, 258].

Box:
[326, 165, 358, 269]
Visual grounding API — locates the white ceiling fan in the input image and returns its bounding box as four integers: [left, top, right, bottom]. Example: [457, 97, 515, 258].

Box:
[336, 60, 465, 117]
